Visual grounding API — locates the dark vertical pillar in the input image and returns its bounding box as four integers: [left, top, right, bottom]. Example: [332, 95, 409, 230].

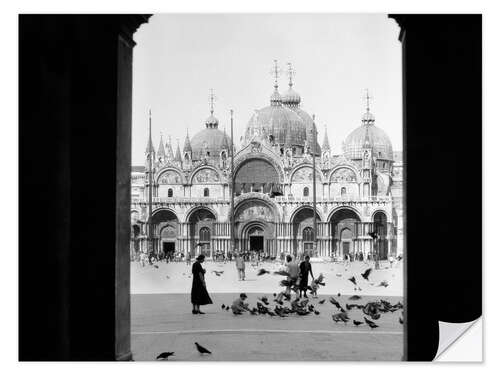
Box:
[19, 15, 149, 361]
[389, 14, 482, 360]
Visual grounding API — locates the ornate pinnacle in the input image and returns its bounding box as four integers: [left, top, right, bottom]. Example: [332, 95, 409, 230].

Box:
[209, 88, 217, 115]
[286, 62, 296, 88]
[270, 59, 282, 89]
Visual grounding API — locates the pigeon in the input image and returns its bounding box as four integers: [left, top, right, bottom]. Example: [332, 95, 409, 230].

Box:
[348, 276, 357, 285]
[361, 268, 372, 281]
[366, 321, 379, 329]
[399, 316, 404, 324]
[364, 317, 375, 325]
[273, 293, 277, 297]
[332, 312, 349, 323]
[273, 270, 290, 277]
[370, 313, 381, 320]
[337, 293, 341, 297]
[348, 295, 362, 300]
[154, 265, 159, 269]
[329, 297, 341, 309]
[225, 306, 230, 310]
[314, 310, 320, 315]
[221, 304, 226, 309]
[257, 268, 270, 276]
[377, 280, 389, 287]
[233, 310, 243, 315]
[195, 342, 212, 354]
[166, 276, 170, 279]
[318, 299, 326, 304]
[336, 273, 343, 277]
[353, 320, 364, 326]
[156, 351, 174, 360]
[267, 311, 276, 317]
[212, 270, 223, 276]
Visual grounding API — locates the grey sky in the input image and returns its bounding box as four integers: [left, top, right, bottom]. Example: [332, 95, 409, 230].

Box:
[132, 14, 402, 165]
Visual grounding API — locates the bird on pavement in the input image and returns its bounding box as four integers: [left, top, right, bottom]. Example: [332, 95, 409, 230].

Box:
[212, 270, 223, 276]
[399, 316, 404, 324]
[361, 268, 372, 281]
[195, 342, 212, 354]
[348, 295, 362, 300]
[329, 297, 341, 309]
[221, 304, 225, 309]
[348, 276, 357, 285]
[156, 352, 174, 360]
[257, 268, 270, 276]
[318, 299, 326, 304]
[154, 265, 159, 269]
[364, 317, 375, 325]
[353, 320, 364, 326]
[377, 280, 389, 287]
[314, 310, 320, 315]
[225, 306, 230, 310]
[366, 321, 379, 329]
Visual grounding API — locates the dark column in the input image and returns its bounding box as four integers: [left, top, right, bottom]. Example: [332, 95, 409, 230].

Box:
[389, 15, 482, 361]
[19, 15, 149, 360]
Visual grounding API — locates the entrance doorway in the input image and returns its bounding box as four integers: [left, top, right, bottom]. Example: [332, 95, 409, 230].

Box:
[250, 236, 263, 252]
[342, 241, 351, 258]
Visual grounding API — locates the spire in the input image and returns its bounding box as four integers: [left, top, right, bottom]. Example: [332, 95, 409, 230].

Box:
[145, 109, 155, 155]
[286, 62, 295, 89]
[174, 138, 182, 161]
[165, 135, 174, 159]
[205, 89, 219, 128]
[362, 89, 375, 125]
[222, 126, 230, 150]
[269, 59, 282, 106]
[157, 133, 166, 158]
[363, 123, 372, 149]
[183, 129, 192, 153]
[322, 125, 330, 151]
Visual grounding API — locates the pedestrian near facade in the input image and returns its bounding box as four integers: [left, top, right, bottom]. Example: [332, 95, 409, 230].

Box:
[298, 255, 314, 298]
[235, 251, 246, 281]
[276, 255, 300, 302]
[190, 254, 213, 314]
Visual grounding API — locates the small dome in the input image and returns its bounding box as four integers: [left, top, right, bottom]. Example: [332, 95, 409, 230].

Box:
[205, 114, 219, 128]
[281, 87, 301, 107]
[191, 127, 231, 160]
[343, 118, 394, 160]
[270, 89, 282, 106]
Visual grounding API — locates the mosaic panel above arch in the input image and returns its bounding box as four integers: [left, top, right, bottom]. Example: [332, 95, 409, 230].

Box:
[330, 167, 357, 183]
[291, 166, 322, 183]
[192, 168, 220, 183]
[158, 170, 182, 184]
[235, 200, 275, 222]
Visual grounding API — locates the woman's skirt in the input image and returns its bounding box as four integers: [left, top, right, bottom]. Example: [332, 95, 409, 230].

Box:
[191, 280, 213, 305]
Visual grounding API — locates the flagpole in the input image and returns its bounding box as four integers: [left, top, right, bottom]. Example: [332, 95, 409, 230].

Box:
[148, 109, 154, 256]
[312, 115, 318, 257]
[230, 110, 235, 255]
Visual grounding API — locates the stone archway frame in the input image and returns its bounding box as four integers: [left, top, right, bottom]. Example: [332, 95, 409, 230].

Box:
[184, 205, 218, 223]
[233, 151, 285, 184]
[150, 207, 179, 224]
[289, 204, 324, 224]
[326, 205, 363, 223]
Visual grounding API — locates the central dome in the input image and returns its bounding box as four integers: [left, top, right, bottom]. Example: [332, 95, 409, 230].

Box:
[191, 127, 230, 160]
[244, 88, 306, 148]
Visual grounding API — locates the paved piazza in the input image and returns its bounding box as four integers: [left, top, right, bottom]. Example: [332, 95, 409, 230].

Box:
[131, 260, 404, 361]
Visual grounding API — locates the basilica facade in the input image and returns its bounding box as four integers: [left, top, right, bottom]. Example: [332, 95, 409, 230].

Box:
[130, 69, 403, 261]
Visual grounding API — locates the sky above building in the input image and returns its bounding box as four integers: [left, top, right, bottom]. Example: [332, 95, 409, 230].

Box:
[132, 13, 402, 165]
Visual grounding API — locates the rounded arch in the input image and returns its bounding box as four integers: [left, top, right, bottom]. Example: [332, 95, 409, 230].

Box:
[289, 164, 324, 184]
[155, 167, 184, 185]
[185, 205, 218, 223]
[289, 205, 324, 223]
[328, 165, 360, 183]
[371, 209, 389, 221]
[327, 206, 362, 222]
[189, 165, 222, 184]
[150, 207, 179, 224]
[234, 155, 284, 183]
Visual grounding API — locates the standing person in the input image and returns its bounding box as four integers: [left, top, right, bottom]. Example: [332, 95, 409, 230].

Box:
[298, 255, 314, 298]
[276, 255, 300, 302]
[186, 252, 192, 266]
[235, 251, 246, 281]
[190, 254, 213, 314]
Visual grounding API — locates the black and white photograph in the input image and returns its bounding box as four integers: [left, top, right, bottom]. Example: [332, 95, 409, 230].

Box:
[14, 5, 485, 366]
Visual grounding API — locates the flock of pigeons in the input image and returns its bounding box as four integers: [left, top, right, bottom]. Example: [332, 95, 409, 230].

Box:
[156, 342, 211, 360]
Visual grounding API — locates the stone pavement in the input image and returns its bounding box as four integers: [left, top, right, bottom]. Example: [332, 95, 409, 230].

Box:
[131, 259, 404, 361]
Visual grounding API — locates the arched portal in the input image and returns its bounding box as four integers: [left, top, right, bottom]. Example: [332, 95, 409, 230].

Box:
[329, 208, 361, 259]
[188, 208, 216, 257]
[234, 158, 280, 195]
[150, 209, 179, 256]
[291, 206, 321, 258]
[373, 211, 389, 260]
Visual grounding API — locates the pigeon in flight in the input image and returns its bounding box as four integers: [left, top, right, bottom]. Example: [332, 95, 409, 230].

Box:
[348, 276, 357, 285]
[273, 270, 290, 277]
[361, 268, 372, 281]
[212, 270, 223, 276]
[156, 352, 174, 360]
[195, 342, 212, 354]
[257, 268, 270, 276]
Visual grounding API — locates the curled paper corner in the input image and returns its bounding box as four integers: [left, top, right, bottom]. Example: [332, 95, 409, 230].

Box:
[434, 317, 482, 361]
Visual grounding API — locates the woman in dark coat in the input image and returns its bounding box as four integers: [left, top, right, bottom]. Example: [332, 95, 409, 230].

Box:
[298, 255, 314, 298]
[191, 254, 213, 314]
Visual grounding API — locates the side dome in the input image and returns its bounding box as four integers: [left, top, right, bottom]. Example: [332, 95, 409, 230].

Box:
[281, 87, 301, 107]
[191, 127, 231, 160]
[343, 111, 393, 160]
